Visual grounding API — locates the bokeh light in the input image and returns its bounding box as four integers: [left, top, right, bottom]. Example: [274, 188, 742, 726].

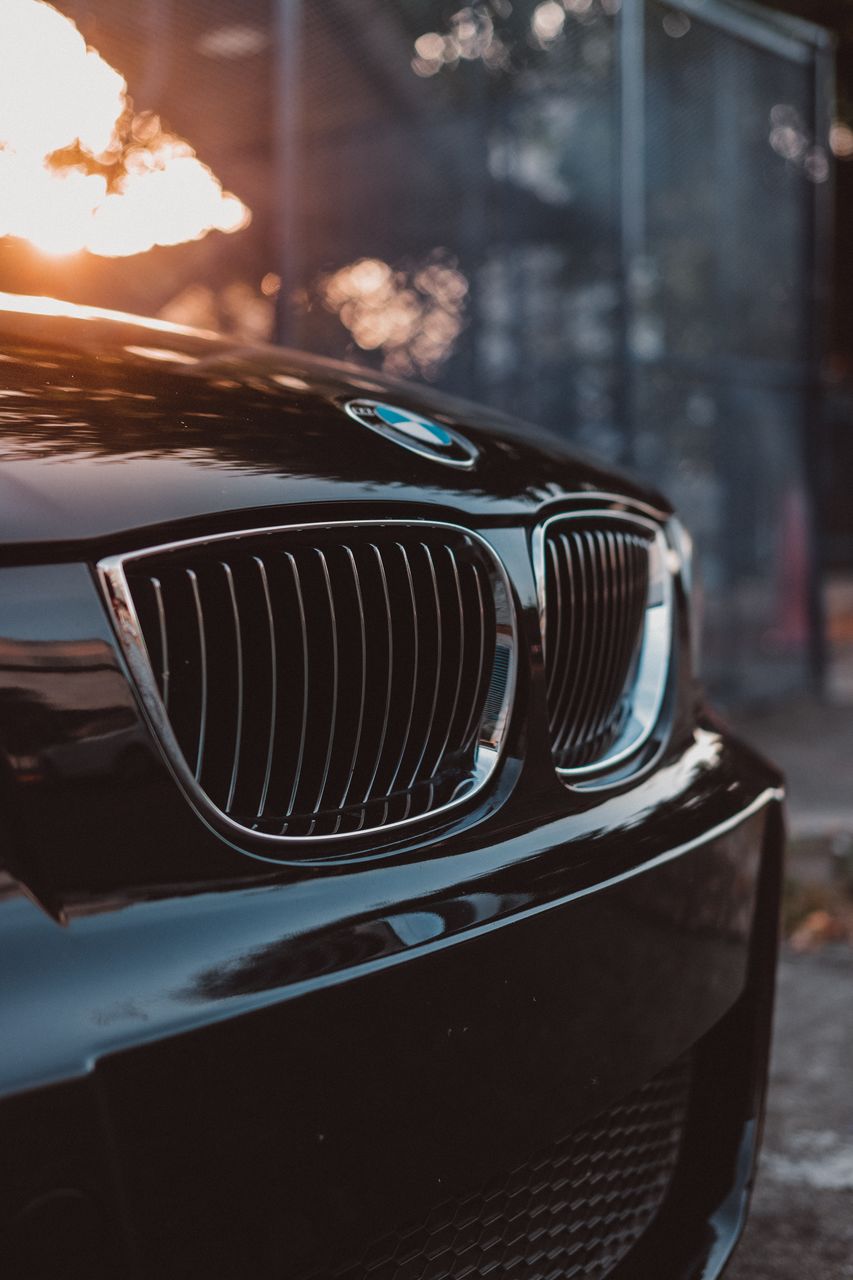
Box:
[318, 254, 469, 378]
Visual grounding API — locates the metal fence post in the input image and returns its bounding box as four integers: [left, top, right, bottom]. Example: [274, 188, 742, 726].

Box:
[619, 0, 646, 471]
[274, 0, 303, 347]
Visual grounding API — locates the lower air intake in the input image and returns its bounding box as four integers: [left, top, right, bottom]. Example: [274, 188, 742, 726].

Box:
[99, 521, 515, 847]
[310, 1052, 692, 1280]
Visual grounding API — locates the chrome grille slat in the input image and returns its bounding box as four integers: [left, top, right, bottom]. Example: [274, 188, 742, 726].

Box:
[385, 543, 419, 797]
[284, 551, 309, 823]
[186, 568, 208, 781]
[102, 521, 515, 847]
[612, 536, 639, 742]
[337, 546, 367, 814]
[597, 530, 629, 747]
[252, 556, 277, 820]
[458, 563, 486, 754]
[548, 535, 575, 743]
[311, 548, 339, 819]
[221, 561, 244, 814]
[424, 544, 466, 782]
[544, 540, 561, 701]
[402, 542, 441, 791]
[611, 532, 632, 733]
[559, 529, 586, 753]
[572, 531, 603, 759]
[569, 533, 597, 764]
[538, 512, 672, 776]
[358, 543, 394, 809]
[560, 532, 591, 755]
[150, 576, 170, 711]
[586, 530, 619, 759]
[585, 532, 613, 755]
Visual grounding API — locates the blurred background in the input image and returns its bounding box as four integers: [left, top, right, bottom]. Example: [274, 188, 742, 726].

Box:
[1, 0, 849, 709]
[1, 2, 853, 1273]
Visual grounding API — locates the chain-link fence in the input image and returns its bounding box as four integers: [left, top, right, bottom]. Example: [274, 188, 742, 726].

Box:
[3, 0, 833, 702]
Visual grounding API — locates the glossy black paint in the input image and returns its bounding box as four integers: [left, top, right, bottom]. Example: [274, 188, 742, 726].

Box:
[0, 792, 782, 1279]
[0, 295, 667, 549]
[0, 297, 783, 1280]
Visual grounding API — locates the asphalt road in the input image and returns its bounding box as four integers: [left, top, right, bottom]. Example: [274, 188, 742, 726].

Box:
[726, 947, 853, 1279]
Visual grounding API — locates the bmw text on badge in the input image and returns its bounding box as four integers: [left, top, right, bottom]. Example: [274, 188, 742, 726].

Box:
[343, 399, 480, 468]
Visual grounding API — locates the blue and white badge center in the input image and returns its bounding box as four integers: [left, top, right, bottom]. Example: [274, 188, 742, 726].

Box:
[343, 399, 479, 469]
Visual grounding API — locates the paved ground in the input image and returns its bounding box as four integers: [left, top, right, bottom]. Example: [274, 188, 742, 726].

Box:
[722, 693, 853, 1276]
[730, 697, 853, 838]
[726, 947, 853, 1279]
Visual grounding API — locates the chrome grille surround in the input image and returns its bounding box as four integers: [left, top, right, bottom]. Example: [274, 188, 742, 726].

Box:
[533, 509, 674, 778]
[98, 520, 516, 851]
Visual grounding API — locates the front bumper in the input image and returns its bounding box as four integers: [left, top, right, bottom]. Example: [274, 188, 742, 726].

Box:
[0, 731, 783, 1280]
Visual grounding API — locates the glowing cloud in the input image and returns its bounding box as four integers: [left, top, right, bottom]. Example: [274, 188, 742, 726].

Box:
[0, 0, 251, 257]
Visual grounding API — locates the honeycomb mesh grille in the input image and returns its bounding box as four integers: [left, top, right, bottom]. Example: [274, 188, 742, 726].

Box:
[312, 1053, 692, 1280]
[110, 523, 513, 840]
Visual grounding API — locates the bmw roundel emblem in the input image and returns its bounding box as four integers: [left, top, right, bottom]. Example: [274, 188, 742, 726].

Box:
[343, 399, 479, 469]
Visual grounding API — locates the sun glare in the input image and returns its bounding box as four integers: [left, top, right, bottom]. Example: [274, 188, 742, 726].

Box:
[0, 0, 251, 258]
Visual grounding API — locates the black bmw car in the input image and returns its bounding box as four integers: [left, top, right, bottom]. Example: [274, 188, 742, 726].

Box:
[0, 294, 783, 1279]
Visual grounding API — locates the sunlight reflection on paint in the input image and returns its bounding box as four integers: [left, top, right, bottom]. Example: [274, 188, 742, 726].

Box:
[0, 0, 251, 257]
[124, 346, 201, 365]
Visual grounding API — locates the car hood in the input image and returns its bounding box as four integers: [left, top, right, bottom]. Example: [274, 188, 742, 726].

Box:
[0, 294, 669, 547]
